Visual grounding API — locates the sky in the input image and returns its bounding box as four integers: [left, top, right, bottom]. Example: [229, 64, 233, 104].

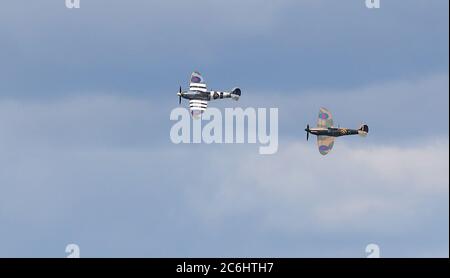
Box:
[0, 0, 448, 257]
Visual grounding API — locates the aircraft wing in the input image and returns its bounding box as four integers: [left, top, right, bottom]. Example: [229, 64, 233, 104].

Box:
[189, 99, 208, 119]
[189, 71, 207, 92]
[317, 136, 335, 155]
[317, 107, 333, 128]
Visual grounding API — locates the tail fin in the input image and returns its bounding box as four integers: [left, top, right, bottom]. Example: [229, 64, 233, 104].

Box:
[230, 87, 241, 101]
[358, 124, 369, 136]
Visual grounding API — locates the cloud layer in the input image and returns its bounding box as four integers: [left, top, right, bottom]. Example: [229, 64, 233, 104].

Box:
[0, 0, 448, 95]
[0, 0, 447, 257]
[0, 73, 448, 257]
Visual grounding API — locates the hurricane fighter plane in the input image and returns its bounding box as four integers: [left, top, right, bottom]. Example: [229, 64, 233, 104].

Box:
[305, 107, 369, 155]
[177, 71, 241, 119]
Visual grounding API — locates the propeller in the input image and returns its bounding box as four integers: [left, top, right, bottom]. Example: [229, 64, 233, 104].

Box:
[305, 124, 310, 141]
[178, 86, 182, 105]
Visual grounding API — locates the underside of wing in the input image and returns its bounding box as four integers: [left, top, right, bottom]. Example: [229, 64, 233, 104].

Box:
[190, 71, 207, 92]
[317, 135, 335, 155]
[189, 100, 208, 119]
[317, 107, 333, 128]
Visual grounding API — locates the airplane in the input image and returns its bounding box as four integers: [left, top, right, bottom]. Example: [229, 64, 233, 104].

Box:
[305, 107, 369, 155]
[177, 71, 241, 118]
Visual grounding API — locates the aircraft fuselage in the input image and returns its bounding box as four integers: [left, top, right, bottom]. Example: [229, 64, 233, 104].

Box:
[179, 90, 233, 101]
[180, 90, 210, 101]
[308, 127, 359, 137]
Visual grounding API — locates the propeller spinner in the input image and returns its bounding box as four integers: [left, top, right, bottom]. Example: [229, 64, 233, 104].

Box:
[177, 86, 182, 104]
[305, 124, 310, 141]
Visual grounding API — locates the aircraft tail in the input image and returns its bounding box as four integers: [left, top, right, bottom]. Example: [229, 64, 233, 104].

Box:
[230, 87, 241, 101]
[358, 124, 369, 137]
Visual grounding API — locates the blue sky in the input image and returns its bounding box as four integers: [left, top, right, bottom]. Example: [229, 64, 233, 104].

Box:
[0, 0, 448, 257]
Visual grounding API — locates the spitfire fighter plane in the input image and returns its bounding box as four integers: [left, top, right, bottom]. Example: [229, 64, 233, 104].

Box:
[305, 107, 369, 155]
[177, 71, 241, 118]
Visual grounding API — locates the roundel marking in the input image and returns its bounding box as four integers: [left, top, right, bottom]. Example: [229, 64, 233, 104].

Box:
[191, 76, 201, 83]
[319, 112, 329, 119]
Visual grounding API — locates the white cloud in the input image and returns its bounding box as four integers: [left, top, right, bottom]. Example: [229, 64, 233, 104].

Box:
[0, 73, 448, 256]
[186, 139, 449, 236]
[234, 73, 449, 143]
